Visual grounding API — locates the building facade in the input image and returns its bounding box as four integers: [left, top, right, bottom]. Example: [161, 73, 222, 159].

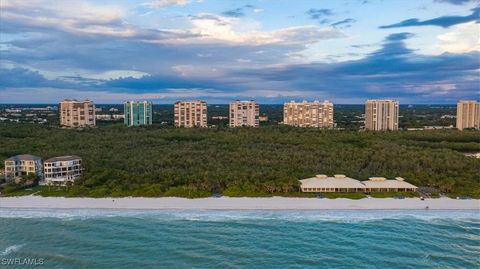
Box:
[60, 99, 96, 128]
[299, 174, 417, 193]
[174, 101, 207, 127]
[4, 154, 43, 182]
[362, 177, 418, 192]
[456, 100, 480, 130]
[283, 100, 334, 128]
[124, 101, 153, 126]
[299, 174, 366, 193]
[43, 156, 82, 186]
[364, 99, 399, 131]
[229, 100, 259, 127]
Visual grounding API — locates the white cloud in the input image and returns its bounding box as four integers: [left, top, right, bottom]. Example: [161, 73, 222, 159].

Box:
[1, 0, 130, 36]
[171, 65, 221, 77]
[0, 87, 322, 103]
[142, 0, 190, 8]
[2, 2, 344, 47]
[182, 13, 345, 45]
[435, 22, 480, 54]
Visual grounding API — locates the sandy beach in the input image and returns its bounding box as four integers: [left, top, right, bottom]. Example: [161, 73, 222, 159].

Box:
[0, 196, 478, 210]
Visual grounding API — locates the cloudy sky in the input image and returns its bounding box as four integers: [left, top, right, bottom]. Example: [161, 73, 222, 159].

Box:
[0, 0, 479, 104]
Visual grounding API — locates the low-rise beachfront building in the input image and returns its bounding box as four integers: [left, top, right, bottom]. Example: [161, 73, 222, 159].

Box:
[43, 155, 83, 186]
[362, 177, 418, 192]
[4, 154, 43, 182]
[299, 175, 418, 193]
[299, 174, 366, 192]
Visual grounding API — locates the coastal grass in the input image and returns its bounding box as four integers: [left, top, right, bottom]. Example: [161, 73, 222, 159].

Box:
[369, 192, 420, 198]
[320, 192, 367, 199]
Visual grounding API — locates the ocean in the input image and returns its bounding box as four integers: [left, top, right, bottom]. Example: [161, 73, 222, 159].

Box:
[0, 209, 478, 268]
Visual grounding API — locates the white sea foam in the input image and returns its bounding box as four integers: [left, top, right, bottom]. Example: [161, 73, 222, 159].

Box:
[0, 244, 26, 256]
[0, 208, 478, 223]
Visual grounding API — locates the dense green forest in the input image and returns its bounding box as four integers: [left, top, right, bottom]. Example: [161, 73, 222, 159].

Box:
[0, 123, 479, 198]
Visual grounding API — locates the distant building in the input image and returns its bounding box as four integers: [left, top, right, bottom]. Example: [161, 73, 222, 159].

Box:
[212, 116, 228, 120]
[60, 99, 96, 128]
[362, 177, 418, 192]
[4, 154, 43, 182]
[96, 114, 112, 120]
[174, 101, 207, 127]
[43, 155, 82, 186]
[112, 114, 125, 120]
[456, 100, 480, 130]
[229, 100, 259, 127]
[364, 99, 399, 131]
[259, 115, 268, 122]
[283, 100, 334, 128]
[124, 101, 153, 126]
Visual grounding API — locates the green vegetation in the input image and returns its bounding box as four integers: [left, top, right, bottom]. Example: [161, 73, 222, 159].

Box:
[0, 123, 479, 198]
[320, 192, 366, 199]
[369, 192, 419, 198]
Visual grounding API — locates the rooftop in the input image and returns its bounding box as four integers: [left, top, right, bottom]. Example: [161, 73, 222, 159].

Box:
[5, 154, 42, 161]
[362, 177, 418, 189]
[61, 99, 92, 103]
[45, 155, 82, 162]
[299, 174, 366, 189]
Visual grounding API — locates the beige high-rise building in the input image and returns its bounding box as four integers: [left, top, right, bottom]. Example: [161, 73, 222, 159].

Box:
[283, 100, 334, 128]
[174, 101, 207, 127]
[229, 100, 259, 127]
[364, 99, 399, 131]
[456, 100, 480, 130]
[60, 99, 96, 128]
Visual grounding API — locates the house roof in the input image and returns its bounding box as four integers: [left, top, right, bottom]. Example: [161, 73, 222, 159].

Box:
[45, 155, 81, 162]
[300, 174, 366, 189]
[5, 154, 42, 162]
[362, 177, 418, 189]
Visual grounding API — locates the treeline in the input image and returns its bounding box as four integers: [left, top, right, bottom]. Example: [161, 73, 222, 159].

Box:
[0, 123, 479, 197]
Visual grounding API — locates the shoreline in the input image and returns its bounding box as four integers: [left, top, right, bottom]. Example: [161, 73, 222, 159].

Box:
[0, 196, 478, 210]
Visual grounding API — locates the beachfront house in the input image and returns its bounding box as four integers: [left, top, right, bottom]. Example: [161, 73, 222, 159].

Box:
[4, 154, 43, 182]
[299, 174, 366, 192]
[362, 177, 418, 192]
[43, 155, 83, 186]
[299, 175, 418, 193]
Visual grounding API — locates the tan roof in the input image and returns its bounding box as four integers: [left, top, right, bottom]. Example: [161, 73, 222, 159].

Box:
[362, 177, 417, 189]
[45, 155, 81, 162]
[300, 174, 366, 189]
[6, 154, 41, 161]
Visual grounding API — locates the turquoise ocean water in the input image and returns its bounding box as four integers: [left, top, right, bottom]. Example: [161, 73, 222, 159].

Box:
[0, 209, 479, 268]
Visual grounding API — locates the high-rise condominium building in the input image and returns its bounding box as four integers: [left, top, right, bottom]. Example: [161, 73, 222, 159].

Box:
[229, 100, 259, 127]
[456, 100, 480, 130]
[60, 99, 95, 128]
[174, 101, 207, 127]
[283, 100, 334, 128]
[124, 101, 153, 126]
[364, 99, 399, 131]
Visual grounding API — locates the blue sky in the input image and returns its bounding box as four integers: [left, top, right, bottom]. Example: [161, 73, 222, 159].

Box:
[0, 0, 479, 104]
